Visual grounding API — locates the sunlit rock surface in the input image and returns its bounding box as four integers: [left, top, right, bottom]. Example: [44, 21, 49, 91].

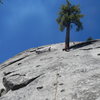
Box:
[0, 40, 100, 100]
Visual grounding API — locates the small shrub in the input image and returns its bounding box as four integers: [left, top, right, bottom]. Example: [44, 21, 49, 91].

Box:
[86, 37, 94, 42]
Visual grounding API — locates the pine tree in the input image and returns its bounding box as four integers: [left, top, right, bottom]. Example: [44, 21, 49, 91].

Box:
[56, 0, 84, 51]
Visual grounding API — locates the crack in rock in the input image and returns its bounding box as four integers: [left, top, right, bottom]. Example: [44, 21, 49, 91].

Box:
[10, 74, 26, 77]
[80, 48, 93, 50]
[1, 55, 29, 69]
[3, 71, 15, 76]
[2, 73, 44, 93]
[96, 46, 100, 49]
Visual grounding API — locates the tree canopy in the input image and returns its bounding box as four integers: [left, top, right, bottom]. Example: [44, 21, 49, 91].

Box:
[56, 0, 84, 32]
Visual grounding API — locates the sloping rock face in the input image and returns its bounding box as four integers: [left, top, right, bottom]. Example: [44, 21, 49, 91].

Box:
[0, 40, 100, 100]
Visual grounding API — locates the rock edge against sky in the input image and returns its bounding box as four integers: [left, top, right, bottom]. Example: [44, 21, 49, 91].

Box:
[0, 40, 100, 100]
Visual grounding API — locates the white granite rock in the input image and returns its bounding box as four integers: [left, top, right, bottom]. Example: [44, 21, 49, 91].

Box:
[0, 40, 100, 100]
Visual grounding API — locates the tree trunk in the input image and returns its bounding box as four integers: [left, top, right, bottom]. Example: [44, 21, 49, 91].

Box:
[65, 24, 70, 51]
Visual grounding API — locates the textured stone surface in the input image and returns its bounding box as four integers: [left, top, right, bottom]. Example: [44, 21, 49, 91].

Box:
[0, 40, 100, 100]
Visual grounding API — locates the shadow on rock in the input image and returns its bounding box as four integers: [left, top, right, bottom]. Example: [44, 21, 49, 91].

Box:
[69, 40, 98, 50]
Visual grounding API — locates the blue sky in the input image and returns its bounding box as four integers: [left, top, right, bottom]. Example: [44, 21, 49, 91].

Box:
[0, 0, 100, 63]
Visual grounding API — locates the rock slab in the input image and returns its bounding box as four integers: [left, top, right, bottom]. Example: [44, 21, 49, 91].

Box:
[0, 40, 100, 100]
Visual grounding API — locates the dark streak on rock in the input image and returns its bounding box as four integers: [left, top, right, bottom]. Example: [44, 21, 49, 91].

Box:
[96, 46, 100, 49]
[1, 55, 29, 69]
[80, 48, 93, 51]
[36, 65, 41, 67]
[10, 74, 26, 77]
[60, 89, 65, 92]
[18, 63, 22, 65]
[97, 53, 100, 56]
[59, 83, 64, 86]
[3, 71, 15, 76]
[37, 86, 43, 90]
